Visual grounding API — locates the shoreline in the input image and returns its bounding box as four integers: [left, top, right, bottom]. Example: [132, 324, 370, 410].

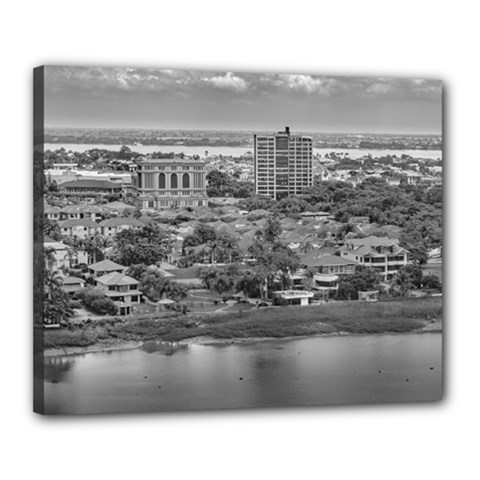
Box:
[43, 320, 442, 358]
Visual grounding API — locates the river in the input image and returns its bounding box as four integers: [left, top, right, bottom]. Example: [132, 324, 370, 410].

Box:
[42, 333, 442, 415]
[44, 143, 442, 160]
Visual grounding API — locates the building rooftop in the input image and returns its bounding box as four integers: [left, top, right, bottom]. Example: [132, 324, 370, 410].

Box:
[96, 272, 138, 286]
[300, 253, 357, 268]
[345, 236, 399, 247]
[89, 259, 125, 272]
[60, 276, 85, 285]
[60, 179, 122, 189]
[99, 217, 144, 228]
[138, 157, 206, 165]
[59, 218, 99, 228]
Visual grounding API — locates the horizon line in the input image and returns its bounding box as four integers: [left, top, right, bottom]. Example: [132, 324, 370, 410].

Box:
[44, 125, 442, 137]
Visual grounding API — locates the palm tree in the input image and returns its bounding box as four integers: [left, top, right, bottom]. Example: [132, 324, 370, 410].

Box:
[302, 267, 317, 290]
[65, 245, 78, 268]
[254, 265, 274, 300]
[392, 269, 414, 297]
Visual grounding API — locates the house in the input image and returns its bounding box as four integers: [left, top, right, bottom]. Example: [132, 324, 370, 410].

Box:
[273, 290, 314, 306]
[292, 254, 357, 295]
[88, 259, 126, 277]
[299, 253, 357, 275]
[44, 237, 89, 269]
[95, 272, 142, 315]
[60, 276, 85, 295]
[44, 205, 62, 221]
[99, 217, 144, 237]
[340, 236, 409, 280]
[405, 172, 423, 185]
[61, 204, 105, 222]
[58, 218, 100, 239]
[103, 201, 137, 216]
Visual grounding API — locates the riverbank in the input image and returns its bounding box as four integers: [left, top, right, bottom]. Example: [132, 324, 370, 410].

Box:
[43, 297, 442, 357]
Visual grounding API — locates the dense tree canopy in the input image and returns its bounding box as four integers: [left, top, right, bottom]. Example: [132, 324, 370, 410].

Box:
[113, 224, 170, 266]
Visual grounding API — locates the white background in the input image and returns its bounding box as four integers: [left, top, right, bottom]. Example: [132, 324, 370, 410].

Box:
[0, 1, 478, 479]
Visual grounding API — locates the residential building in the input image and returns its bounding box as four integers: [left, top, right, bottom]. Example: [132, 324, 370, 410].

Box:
[134, 157, 207, 209]
[254, 126, 313, 200]
[88, 259, 126, 277]
[60, 276, 85, 295]
[291, 254, 358, 295]
[99, 217, 144, 237]
[58, 218, 101, 240]
[60, 204, 105, 222]
[273, 290, 314, 306]
[44, 205, 62, 221]
[299, 253, 358, 275]
[44, 237, 89, 268]
[340, 236, 409, 280]
[95, 272, 142, 315]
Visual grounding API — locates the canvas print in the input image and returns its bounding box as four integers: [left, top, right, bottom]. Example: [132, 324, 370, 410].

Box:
[33, 66, 443, 414]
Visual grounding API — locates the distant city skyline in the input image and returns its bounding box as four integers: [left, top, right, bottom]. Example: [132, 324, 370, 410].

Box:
[44, 66, 442, 135]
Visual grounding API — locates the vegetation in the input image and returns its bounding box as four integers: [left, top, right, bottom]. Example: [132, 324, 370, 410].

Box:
[127, 264, 188, 302]
[206, 169, 254, 198]
[112, 223, 170, 266]
[74, 287, 117, 315]
[336, 266, 383, 300]
[43, 297, 442, 350]
[43, 248, 74, 325]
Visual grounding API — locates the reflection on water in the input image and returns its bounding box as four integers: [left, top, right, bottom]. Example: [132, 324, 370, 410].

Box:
[141, 341, 187, 356]
[43, 333, 442, 415]
[38, 355, 76, 384]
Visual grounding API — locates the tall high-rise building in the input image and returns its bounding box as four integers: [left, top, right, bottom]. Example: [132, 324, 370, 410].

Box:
[254, 126, 313, 200]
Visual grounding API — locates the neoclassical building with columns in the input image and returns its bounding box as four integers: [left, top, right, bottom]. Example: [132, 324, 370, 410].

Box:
[134, 157, 207, 209]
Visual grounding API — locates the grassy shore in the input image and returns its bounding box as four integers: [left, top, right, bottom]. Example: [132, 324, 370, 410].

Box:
[43, 297, 442, 353]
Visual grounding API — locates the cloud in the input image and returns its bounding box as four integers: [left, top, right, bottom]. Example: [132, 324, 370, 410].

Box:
[365, 82, 393, 95]
[201, 72, 248, 92]
[279, 74, 336, 94]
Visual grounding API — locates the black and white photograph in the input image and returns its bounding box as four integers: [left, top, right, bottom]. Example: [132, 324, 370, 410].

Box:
[34, 66, 443, 415]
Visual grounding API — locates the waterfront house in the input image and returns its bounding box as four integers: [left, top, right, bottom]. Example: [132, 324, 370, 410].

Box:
[340, 236, 409, 280]
[95, 272, 142, 315]
[299, 253, 357, 275]
[273, 290, 314, 306]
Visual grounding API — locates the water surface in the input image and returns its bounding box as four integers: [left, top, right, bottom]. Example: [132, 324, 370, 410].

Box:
[42, 333, 442, 415]
[44, 143, 442, 160]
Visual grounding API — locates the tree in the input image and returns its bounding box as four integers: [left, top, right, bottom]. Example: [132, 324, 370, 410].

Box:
[43, 248, 74, 324]
[235, 271, 258, 300]
[422, 274, 442, 291]
[127, 264, 188, 302]
[336, 266, 382, 300]
[264, 216, 282, 243]
[84, 233, 111, 264]
[44, 219, 62, 241]
[74, 287, 117, 315]
[391, 269, 414, 297]
[113, 224, 170, 266]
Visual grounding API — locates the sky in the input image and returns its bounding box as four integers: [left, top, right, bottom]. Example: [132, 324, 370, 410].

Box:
[44, 66, 442, 134]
